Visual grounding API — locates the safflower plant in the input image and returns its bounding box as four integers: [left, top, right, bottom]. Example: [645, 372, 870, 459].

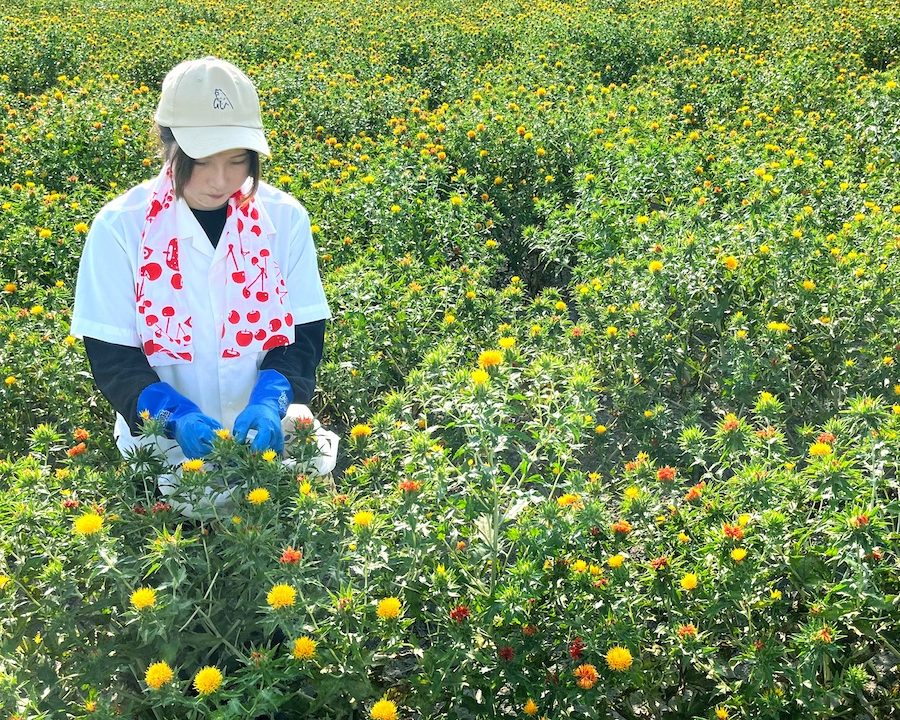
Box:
[2, 0, 900, 717]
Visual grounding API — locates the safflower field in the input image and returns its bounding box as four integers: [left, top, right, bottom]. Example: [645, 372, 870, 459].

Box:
[1, 0, 900, 717]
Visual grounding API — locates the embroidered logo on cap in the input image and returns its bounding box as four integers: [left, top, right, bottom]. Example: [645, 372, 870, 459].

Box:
[212, 89, 234, 111]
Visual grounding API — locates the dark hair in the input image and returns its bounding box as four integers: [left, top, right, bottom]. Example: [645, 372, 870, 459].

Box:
[155, 125, 260, 204]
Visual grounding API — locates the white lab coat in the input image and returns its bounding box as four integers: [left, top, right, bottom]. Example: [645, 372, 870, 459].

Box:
[71, 179, 332, 478]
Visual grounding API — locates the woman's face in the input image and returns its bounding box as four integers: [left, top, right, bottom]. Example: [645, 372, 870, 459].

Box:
[182, 148, 251, 210]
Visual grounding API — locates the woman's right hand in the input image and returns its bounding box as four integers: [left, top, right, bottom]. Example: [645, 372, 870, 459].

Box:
[173, 412, 225, 459]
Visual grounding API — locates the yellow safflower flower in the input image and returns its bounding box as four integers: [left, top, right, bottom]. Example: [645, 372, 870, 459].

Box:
[193, 666, 222, 695]
[608, 554, 625, 569]
[731, 548, 747, 563]
[267, 584, 296, 609]
[680, 573, 698, 591]
[73, 512, 103, 536]
[377, 596, 402, 620]
[371, 698, 398, 720]
[350, 424, 373, 440]
[353, 510, 375, 528]
[524, 698, 539, 715]
[557, 493, 581, 508]
[130, 587, 157, 610]
[478, 349, 503, 368]
[606, 646, 633, 671]
[292, 636, 317, 659]
[809, 442, 832, 457]
[145, 661, 174, 690]
[247, 488, 270, 505]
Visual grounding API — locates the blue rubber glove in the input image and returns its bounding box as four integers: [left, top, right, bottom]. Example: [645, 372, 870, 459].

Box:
[233, 369, 293, 453]
[137, 382, 224, 459]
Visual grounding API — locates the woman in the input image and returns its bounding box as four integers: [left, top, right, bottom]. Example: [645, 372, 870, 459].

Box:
[71, 57, 331, 509]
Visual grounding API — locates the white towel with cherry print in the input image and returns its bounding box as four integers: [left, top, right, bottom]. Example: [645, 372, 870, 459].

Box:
[136, 166, 295, 366]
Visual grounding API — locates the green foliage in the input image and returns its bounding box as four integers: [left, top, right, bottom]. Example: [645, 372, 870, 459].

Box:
[1, 0, 899, 717]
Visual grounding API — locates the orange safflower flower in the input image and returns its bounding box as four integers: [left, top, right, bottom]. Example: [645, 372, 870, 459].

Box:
[684, 481, 705, 502]
[611, 519, 632, 535]
[279, 547, 302, 564]
[656, 466, 677, 482]
[573, 663, 599, 689]
[677, 623, 697, 638]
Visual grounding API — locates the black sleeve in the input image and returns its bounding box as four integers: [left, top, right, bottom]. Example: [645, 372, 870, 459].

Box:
[83, 337, 161, 434]
[260, 319, 326, 405]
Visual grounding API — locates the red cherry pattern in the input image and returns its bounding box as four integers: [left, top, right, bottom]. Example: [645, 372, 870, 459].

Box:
[140, 172, 292, 363]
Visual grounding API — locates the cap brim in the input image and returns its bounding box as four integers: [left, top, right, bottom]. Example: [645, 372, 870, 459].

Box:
[171, 125, 270, 159]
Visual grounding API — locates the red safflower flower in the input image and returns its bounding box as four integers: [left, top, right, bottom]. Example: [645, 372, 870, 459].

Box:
[589, 525, 601, 537]
[151, 501, 172, 514]
[62, 498, 80, 509]
[817, 431, 836, 444]
[66, 442, 87, 458]
[593, 577, 609, 588]
[754, 639, 765, 650]
[280, 547, 303, 564]
[850, 514, 869, 529]
[656, 465, 677, 482]
[722, 523, 744, 540]
[450, 604, 470, 623]
[522, 624, 538, 637]
[611, 519, 632, 535]
[133, 504, 147, 515]
[498, 645, 515, 661]
[569, 636, 585, 660]
[650, 555, 669, 571]
[333, 494, 349, 506]
[815, 626, 833, 644]
[399, 480, 421, 493]
[571, 326, 583, 338]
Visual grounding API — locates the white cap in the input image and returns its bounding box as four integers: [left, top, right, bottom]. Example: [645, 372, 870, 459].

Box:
[155, 56, 270, 159]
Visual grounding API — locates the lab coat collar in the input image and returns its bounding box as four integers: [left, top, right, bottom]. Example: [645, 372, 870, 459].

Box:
[174, 197, 217, 258]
